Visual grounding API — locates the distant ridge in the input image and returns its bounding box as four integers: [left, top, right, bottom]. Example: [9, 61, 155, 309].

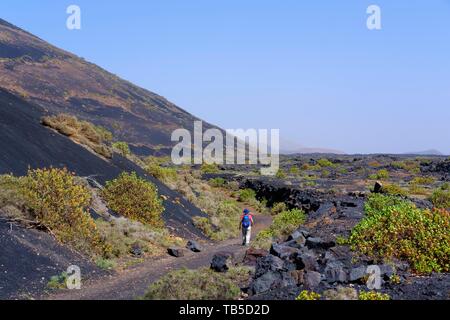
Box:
[403, 149, 444, 156]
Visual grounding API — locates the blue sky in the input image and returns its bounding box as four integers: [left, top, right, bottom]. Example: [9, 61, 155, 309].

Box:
[1, 1, 449, 154]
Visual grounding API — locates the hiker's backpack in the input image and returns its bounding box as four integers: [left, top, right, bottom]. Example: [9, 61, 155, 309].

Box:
[242, 214, 251, 229]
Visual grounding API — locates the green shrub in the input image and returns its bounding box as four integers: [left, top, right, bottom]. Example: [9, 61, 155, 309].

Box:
[382, 184, 408, 197]
[369, 169, 390, 180]
[0, 174, 28, 218]
[271, 209, 306, 236]
[96, 218, 179, 258]
[289, 166, 300, 175]
[408, 184, 428, 196]
[392, 160, 420, 173]
[296, 290, 321, 301]
[47, 272, 69, 290]
[255, 209, 305, 248]
[42, 114, 113, 158]
[321, 169, 331, 178]
[112, 141, 131, 156]
[143, 268, 242, 300]
[411, 176, 435, 185]
[238, 189, 257, 202]
[358, 291, 390, 301]
[317, 158, 335, 168]
[430, 186, 450, 209]
[209, 178, 226, 188]
[348, 194, 450, 273]
[102, 172, 164, 227]
[201, 163, 219, 174]
[271, 202, 288, 215]
[194, 200, 241, 241]
[23, 168, 110, 257]
[276, 169, 287, 179]
[146, 163, 177, 183]
[95, 258, 117, 270]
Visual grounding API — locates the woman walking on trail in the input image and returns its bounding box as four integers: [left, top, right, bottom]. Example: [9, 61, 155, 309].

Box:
[240, 209, 254, 246]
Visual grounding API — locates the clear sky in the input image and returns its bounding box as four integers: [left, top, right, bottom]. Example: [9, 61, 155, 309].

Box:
[1, 1, 449, 154]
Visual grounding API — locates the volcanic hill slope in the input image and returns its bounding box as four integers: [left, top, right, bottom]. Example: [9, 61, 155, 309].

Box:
[0, 18, 217, 156]
[0, 19, 215, 299]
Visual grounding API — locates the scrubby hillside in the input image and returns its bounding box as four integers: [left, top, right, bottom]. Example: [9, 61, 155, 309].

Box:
[0, 18, 217, 155]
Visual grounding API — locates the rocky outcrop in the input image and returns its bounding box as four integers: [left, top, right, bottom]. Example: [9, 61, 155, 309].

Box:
[211, 252, 234, 273]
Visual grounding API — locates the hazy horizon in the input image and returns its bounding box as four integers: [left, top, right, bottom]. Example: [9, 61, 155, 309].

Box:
[1, 0, 449, 154]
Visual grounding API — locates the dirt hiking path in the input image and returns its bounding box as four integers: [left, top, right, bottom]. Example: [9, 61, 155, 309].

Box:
[45, 214, 272, 300]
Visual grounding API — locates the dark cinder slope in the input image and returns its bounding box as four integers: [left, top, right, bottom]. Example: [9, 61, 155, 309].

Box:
[0, 88, 206, 239]
[0, 18, 217, 155]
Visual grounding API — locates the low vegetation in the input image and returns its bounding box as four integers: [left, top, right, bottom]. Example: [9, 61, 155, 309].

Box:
[112, 141, 130, 157]
[430, 184, 450, 209]
[381, 183, 408, 197]
[296, 290, 321, 301]
[358, 291, 391, 301]
[254, 209, 305, 249]
[144, 157, 178, 184]
[47, 272, 69, 290]
[96, 218, 181, 258]
[193, 200, 241, 241]
[19, 168, 110, 257]
[143, 267, 252, 300]
[200, 163, 220, 174]
[316, 158, 335, 168]
[271, 202, 288, 215]
[167, 168, 264, 241]
[368, 169, 390, 180]
[347, 194, 449, 274]
[42, 114, 113, 158]
[392, 160, 420, 174]
[102, 172, 164, 227]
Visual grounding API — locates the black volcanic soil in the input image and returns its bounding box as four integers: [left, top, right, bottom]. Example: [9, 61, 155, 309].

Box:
[0, 89, 209, 299]
[0, 18, 221, 152]
[0, 219, 102, 300]
[0, 88, 206, 239]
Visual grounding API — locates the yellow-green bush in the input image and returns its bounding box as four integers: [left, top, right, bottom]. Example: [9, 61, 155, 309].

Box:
[289, 166, 300, 175]
[276, 169, 287, 179]
[392, 160, 420, 174]
[102, 172, 164, 227]
[254, 209, 305, 248]
[194, 200, 241, 241]
[200, 163, 219, 174]
[96, 218, 180, 258]
[208, 177, 226, 188]
[430, 186, 450, 209]
[112, 141, 130, 157]
[23, 168, 110, 257]
[358, 291, 390, 300]
[410, 176, 435, 185]
[0, 174, 28, 219]
[238, 189, 256, 202]
[348, 194, 450, 273]
[42, 114, 113, 158]
[369, 169, 390, 180]
[143, 268, 243, 300]
[146, 163, 177, 183]
[382, 184, 408, 197]
[271, 202, 288, 215]
[296, 290, 321, 300]
[317, 158, 335, 168]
